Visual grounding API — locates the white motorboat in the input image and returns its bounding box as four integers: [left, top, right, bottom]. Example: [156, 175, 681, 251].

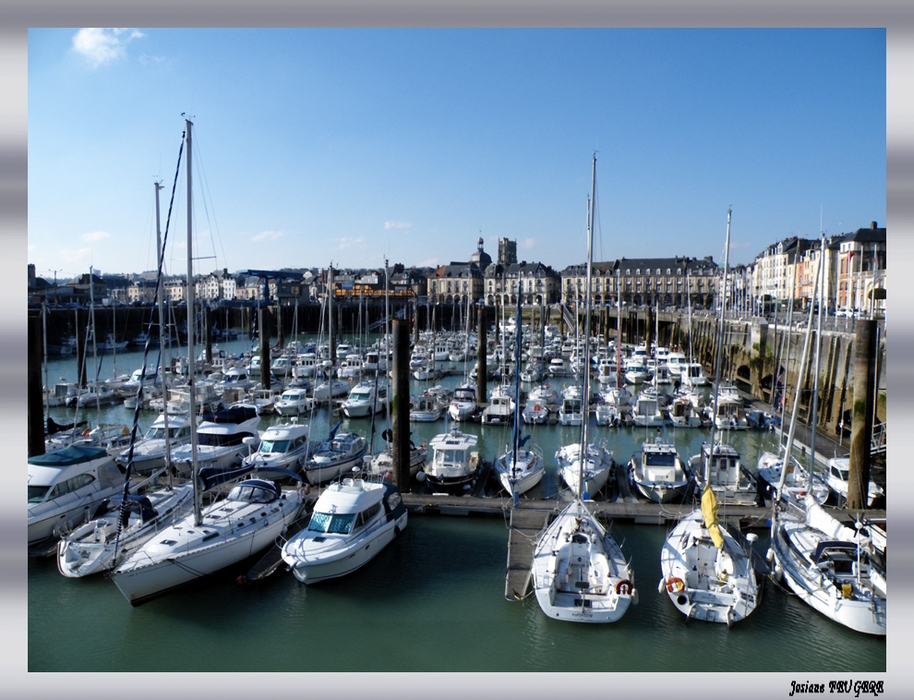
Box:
[242, 420, 311, 480]
[557, 385, 584, 426]
[409, 393, 444, 422]
[215, 365, 257, 395]
[420, 425, 480, 495]
[680, 362, 710, 388]
[56, 480, 195, 578]
[447, 383, 479, 422]
[280, 478, 408, 584]
[711, 394, 749, 431]
[668, 394, 703, 428]
[364, 442, 427, 480]
[689, 441, 759, 507]
[115, 412, 195, 474]
[169, 405, 261, 479]
[659, 484, 761, 625]
[312, 378, 350, 400]
[481, 384, 515, 425]
[768, 493, 886, 635]
[274, 387, 314, 416]
[28, 445, 127, 551]
[631, 393, 664, 428]
[824, 457, 884, 507]
[531, 498, 636, 623]
[521, 399, 551, 425]
[303, 428, 368, 485]
[342, 381, 387, 419]
[756, 450, 830, 509]
[629, 436, 691, 503]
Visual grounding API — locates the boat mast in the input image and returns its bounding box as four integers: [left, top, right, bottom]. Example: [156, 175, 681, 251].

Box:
[155, 180, 173, 487]
[185, 118, 202, 527]
[706, 208, 731, 473]
[578, 153, 597, 498]
[806, 234, 827, 481]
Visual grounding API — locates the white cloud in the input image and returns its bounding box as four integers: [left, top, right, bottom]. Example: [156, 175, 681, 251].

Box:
[521, 237, 536, 250]
[251, 230, 285, 242]
[384, 221, 412, 231]
[80, 230, 110, 242]
[72, 28, 144, 68]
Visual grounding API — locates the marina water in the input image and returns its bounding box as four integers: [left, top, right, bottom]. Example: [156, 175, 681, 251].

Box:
[29, 340, 886, 674]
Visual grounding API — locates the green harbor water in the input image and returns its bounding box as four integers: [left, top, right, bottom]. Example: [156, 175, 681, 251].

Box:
[29, 339, 886, 676]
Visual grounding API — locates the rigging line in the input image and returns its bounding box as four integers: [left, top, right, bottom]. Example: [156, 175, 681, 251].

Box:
[114, 130, 187, 556]
[187, 130, 228, 277]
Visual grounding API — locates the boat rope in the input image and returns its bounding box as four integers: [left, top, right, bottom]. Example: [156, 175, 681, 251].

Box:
[114, 130, 186, 558]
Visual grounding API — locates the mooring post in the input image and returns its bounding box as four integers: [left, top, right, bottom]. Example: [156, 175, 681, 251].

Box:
[28, 309, 46, 458]
[847, 319, 876, 509]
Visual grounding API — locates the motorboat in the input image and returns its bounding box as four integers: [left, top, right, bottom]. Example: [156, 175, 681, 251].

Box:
[409, 393, 444, 422]
[689, 441, 759, 507]
[342, 381, 387, 419]
[115, 412, 195, 475]
[56, 480, 195, 578]
[28, 445, 126, 552]
[480, 384, 515, 425]
[215, 365, 257, 395]
[680, 362, 710, 388]
[364, 442, 427, 480]
[241, 420, 311, 480]
[659, 484, 761, 625]
[303, 429, 368, 485]
[557, 385, 584, 426]
[522, 399, 551, 425]
[168, 405, 261, 479]
[824, 457, 884, 507]
[274, 387, 314, 416]
[494, 435, 545, 497]
[629, 436, 691, 503]
[110, 477, 305, 606]
[447, 383, 479, 422]
[768, 493, 886, 635]
[668, 394, 703, 428]
[420, 425, 480, 495]
[280, 478, 408, 584]
[531, 498, 635, 623]
[756, 450, 830, 509]
[711, 394, 749, 431]
[631, 393, 664, 428]
[312, 378, 350, 400]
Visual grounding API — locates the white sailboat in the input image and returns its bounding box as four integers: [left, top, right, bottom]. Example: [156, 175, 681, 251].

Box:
[532, 155, 635, 623]
[767, 235, 886, 635]
[109, 120, 305, 605]
[494, 292, 545, 498]
[690, 208, 758, 506]
[659, 208, 762, 625]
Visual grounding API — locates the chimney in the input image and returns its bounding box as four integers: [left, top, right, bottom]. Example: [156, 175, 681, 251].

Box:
[871, 221, 877, 229]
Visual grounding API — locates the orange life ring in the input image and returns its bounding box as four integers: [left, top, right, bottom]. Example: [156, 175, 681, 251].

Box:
[82, 428, 91, 437]
[667, 577, 685, 593]
[616, 579, 633, 595]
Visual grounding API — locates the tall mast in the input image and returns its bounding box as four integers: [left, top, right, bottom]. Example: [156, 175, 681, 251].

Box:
[155, 180, 173, 486]
[707, 207, 731, 470]
[579, 153, 597, 497]
[185, 118, 201, 527]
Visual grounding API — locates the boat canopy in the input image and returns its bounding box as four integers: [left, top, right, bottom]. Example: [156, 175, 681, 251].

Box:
[29, 444, 109, 466]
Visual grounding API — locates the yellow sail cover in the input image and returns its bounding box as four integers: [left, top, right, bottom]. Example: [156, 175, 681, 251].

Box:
[701, 483, 725, 549]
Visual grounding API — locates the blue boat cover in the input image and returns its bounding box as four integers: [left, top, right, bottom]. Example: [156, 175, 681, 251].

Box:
[29, 444, 109, 466]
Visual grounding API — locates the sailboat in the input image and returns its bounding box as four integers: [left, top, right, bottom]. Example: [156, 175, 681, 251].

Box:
[659, 208, 763, 625]
[531, 154, 636, 623]
[493, 288, 545, 497]
[689, 208, 758, 506]
[767, 235, 886, 635]
[110, 120, 305, 606]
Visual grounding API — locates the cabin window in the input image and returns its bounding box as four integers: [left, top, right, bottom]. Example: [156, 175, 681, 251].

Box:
[354, 502, 382, 530]
[47, 473, 95, 500]
[28, 485, 52, 503]
[308, 511, 355, 535]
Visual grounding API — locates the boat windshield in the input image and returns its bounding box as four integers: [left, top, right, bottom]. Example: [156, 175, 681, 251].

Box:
[308, 511, 355, 534]
[28, 485, 51, 503]
[435, 449, 464, 466]
[349, 390, 371, 401]
[645, 451, 676, 466]
[226, 483, 278, 503]
[260, 439, 290, 454]
[146, 427, 167, 439]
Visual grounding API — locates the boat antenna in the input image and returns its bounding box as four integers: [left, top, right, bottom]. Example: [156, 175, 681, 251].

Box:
[578, 153, 597, 499]
[706, 207, 731, 476]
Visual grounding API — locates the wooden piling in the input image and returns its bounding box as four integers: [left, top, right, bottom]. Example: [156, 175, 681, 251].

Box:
[392, 318, 411, 488]
[28, 309, 46, 457]
[848, 320, 876, 509]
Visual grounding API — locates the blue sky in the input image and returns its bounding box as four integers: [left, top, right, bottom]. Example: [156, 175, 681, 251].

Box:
[27, 28, 886, 281]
